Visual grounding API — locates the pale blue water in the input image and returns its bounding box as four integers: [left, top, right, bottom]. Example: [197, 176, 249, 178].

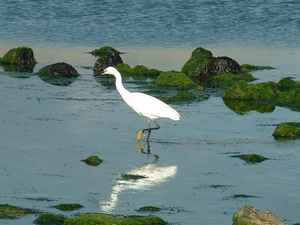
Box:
[0, 0, 300, 47]
[1, 1, 300, 225]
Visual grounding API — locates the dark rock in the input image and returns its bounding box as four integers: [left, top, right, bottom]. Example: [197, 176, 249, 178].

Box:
[121, 174, 147, 180]
[273, 122, 300, 140]
[81, 155, 103, 167]
[0, 47, 36, 66]
[93, 46, 123, 75]
[230, 154, 269, 164]
[52, 203, 83, 211]
[38, 63, 79, 78]
[232, 205, 285, 225]
[137, 206, 162, 212]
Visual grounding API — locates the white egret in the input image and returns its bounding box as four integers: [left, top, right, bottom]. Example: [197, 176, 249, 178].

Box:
[102, 67, 181, 142]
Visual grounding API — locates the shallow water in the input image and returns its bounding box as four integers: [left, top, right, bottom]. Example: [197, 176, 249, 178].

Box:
[0, 46, 300, 225]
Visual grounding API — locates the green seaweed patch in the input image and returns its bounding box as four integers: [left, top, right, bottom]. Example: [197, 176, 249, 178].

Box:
[137, 206, 162, 213]
[277, 77, 300, 91]
[241, 64, 275, 72]
[52, 203, 83, 211]
[231, 154, 269, 164]
[273, 122, 300, 140]
[64, 213, 167, 225]
[181, 47, 213, 77]
[155, 71, 197, 90]
[223, 99, 275, 115]
[0, 204, 36, 219]
[121, 174, 148, 180]
[207, 72, 256, 88]
[116, 64, 161, 79]
[81, 155, 103, 167]
[34, 213, 66, 225]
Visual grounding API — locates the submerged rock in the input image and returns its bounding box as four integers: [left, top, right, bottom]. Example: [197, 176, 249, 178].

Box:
[52, 203, 83, 211]
[232, 205, 285, 225]
[0, 47, 36, 66]
[273, 122, 300, 140]
[116, 63, 161, 79]
[231, 154, 269, 164]
[93, 46, 123, 75]
[137, 206, 162, 212]
[121, 174, 148, 180]
[64, 213, 167, 225]
[81, 155, 103, 167]
[34, 213, 66, 225]
[1, 64, 35, 73]
[0, 204, 36, 219]
[155, 71, 197, 90]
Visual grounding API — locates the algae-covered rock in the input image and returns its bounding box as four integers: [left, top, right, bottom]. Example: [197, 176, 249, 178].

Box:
[137, 206, 162, 212]
[231, 154, 269, 164]
[273, 122, 300, 140]
[38, 63, 79, 77]
[93, 46, 123, 75]
[1, 64, 35, 73]
[0, 204, 36, 219]
[34, 213, 66, 225]
[155, 71, 196, 90]
[116, 64, 160, 79]
[241, 64, 275, 72]
[224, 81, 279, 101]
[232, 205, 285, 225]
[0, 47, 36, 66]
[208, 72, 255, 88]
[181, 47, 213, 78]
[52, 203, 83, 211]
[81, 155, 103, 167]
[64, 213, 167, 225]
[223, 99, 275, 114]
[277, 77, 300, 91]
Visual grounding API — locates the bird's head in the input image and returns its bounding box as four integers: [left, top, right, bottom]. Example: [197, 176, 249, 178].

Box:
[102, 66, 118, 76]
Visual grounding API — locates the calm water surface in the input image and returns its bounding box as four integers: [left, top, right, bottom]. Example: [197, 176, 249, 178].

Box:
[1, 1, 300, 225]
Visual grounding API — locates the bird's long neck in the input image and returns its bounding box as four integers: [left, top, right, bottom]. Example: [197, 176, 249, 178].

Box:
[114, 71, 130, 98]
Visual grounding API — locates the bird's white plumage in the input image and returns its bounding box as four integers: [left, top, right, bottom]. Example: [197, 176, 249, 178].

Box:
[103, 67, 181, 121]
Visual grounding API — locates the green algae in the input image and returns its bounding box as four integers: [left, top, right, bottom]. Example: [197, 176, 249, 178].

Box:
[116, 64, 160, 79]
[207, 72, 256, 88]
[241, 64, 275, 72]
[223, 99, 275, 115]
[181, 47, 213, 77]
[0, 204, 36, 219]
[64, 213, 167, 225]
[81, 155, 103, 166]
[34, 213, 66, 225]
[231, 154, 269, 164]
[155, 71, 197, 90]
[52, 203, 83, 211]
[273, 122, 300, 140]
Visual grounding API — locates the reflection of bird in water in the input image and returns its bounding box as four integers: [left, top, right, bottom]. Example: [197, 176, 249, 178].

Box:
[136, 129, 159, 160]
[102, 67, 181, 142]
[100, 164, 177, 212]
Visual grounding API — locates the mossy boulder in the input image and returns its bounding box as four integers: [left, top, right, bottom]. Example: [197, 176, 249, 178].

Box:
[241, 64, 275, 72]
[155, 71, 197, 90]
[273, 122, 300, 140]
[277, 77, 300, 91]
[38, 63, 79, 77]
[116, 64, 160, 79]
[223, 99, 275, 114]
[0, 204, 36, 219]
[81, 155, 103, 166]
[0, 47, 36, 66]
[52, 203, 83, 211]
[181, 47, 213, 78]
[137, 206, 162, 213]
[34, 213, 66, 225]
[93, 46, 123, 75]
[231, 154, 269, 164]
[232, 205, 285, 225]
[64, 213, 167, 225]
